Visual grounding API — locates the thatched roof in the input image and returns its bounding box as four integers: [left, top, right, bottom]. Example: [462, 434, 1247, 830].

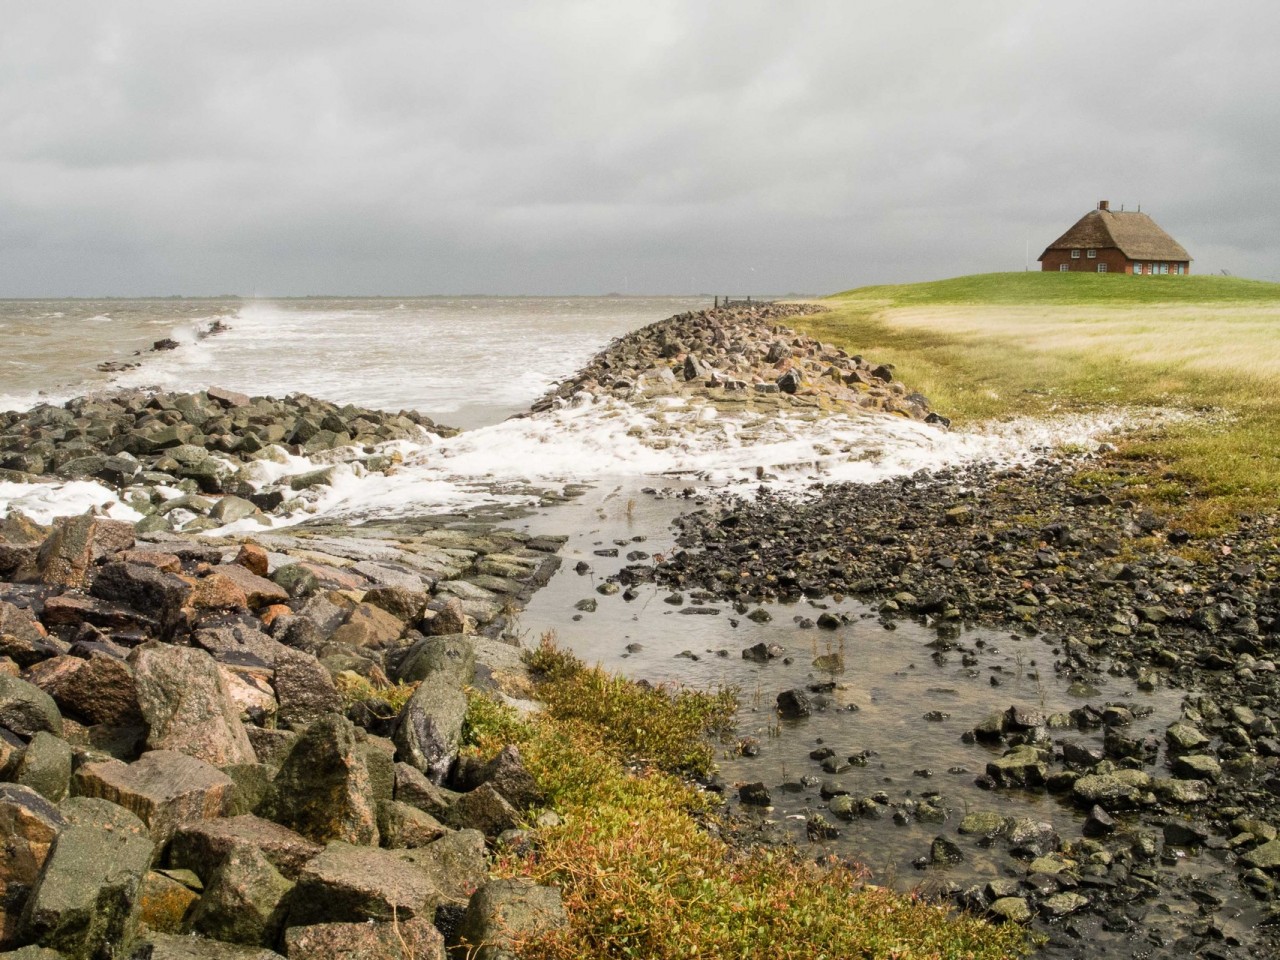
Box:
[1038, 208, 1191, 261]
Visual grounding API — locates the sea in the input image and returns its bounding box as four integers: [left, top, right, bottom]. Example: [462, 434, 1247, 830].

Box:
[0, 296, 1130, 525]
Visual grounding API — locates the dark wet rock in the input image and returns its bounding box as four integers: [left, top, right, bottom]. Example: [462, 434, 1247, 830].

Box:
[1084, 805, 1117, 837]
[739, 782, 771, 806]
[776, 689, 812, 719]
[741, 642, 783, 662]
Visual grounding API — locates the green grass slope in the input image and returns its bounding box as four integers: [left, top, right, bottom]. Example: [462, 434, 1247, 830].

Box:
[791, 272, 1280, 529]
[831, 271, 1280, 306]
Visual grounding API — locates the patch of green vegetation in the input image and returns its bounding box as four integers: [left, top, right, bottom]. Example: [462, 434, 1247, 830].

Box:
[830, 271, 1280, 306]
[333, 672, 418, 720]
[793, 273, 1280, 530]
[526, 636, 736, 778]
[466, 639, 1031, 960]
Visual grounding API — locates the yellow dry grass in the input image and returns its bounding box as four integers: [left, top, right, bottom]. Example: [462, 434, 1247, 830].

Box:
[883, 304, 1280, 383]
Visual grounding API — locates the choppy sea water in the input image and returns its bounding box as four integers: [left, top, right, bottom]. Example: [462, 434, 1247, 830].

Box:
[0, 296, 707, 427]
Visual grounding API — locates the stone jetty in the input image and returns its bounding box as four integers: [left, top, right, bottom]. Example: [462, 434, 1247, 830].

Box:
[531, 302, 947, 425]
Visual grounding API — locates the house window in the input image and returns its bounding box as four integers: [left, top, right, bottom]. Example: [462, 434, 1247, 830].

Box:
[1176, 264, 1185, 275]
[1097, 263, 1107, 273]
[1071, 249, 1081, 259]
[1133, 262, 1144, 275]
[1160, 263, 1169, 274]
[1059, 264, 1069, 272]
[1087, 249, 1097, 258]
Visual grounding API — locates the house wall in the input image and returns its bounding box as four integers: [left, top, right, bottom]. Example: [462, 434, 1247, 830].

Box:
[1040, 248, 1131, 273]
[1131, 260, 1191, 276]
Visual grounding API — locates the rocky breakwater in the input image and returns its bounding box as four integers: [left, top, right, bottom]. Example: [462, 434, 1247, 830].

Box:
[0, 508, 571, 959]
[0, 387, 451, 531]
[529, 302, 948, 425]
[641, 456, 1280, 948]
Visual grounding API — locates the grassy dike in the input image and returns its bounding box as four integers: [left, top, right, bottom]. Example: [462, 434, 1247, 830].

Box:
[459, 638, 1032, 960]
[798, 272, 1280, 531]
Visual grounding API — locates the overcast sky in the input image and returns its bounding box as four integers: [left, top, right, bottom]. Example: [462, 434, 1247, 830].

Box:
[2, 2, 1277, 296]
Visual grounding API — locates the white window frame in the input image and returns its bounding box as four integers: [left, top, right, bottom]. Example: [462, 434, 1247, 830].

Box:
[1059, 264, 1069, 272]
[1071, 249, 1081, 259]
[1087, 249, 1097, 258]
[1097, 263, 1107, 273]
[1133, 262, 1144, 275]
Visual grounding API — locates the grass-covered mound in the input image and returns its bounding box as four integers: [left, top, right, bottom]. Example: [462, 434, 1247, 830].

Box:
[832, 270, 1280, 306]
[795, 272, 1280, 530]
[462, 638, 1032, 960]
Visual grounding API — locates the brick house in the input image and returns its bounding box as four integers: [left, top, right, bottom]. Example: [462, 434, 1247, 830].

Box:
[1038, 201, 1191, 275]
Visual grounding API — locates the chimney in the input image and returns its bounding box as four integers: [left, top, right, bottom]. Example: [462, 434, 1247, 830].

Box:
[1098, 200, 1110, 211]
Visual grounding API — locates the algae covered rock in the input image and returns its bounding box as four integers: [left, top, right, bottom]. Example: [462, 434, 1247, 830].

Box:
[452, 878, 568, 960]
[256, 713, 378, 846]
[287, 842, 442, 926]
[0, 676, 63, 740]
[283, 918, 445, 959]
[187, 846, 294, 947]
[17, 819, 154, 958]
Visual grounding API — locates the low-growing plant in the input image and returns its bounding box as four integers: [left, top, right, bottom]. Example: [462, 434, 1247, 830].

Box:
[525, 633, 736, 779]
[333, 672, 418, 719]
[482, 640, 1032, 960]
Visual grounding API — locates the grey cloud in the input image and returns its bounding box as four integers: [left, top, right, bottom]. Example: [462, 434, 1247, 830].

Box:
[1, 0, 1277, 296]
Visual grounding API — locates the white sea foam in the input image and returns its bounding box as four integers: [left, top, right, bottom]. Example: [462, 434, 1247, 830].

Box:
[245, 395, 1150, 527]
[0, 388, 1157, 531]
[0, 481, 144, 525]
